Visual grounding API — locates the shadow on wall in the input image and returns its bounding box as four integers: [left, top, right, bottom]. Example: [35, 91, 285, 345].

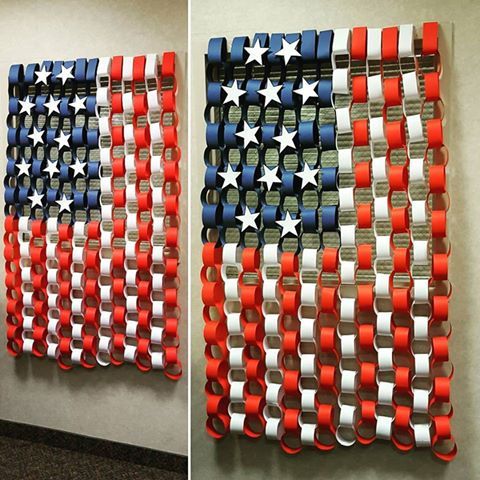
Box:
[208, 434, 457, 480]
[12, 355, 180, 396]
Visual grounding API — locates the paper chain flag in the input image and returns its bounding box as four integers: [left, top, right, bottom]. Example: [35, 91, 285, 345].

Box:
[5, 52, 182, 379]
[202, 22, 455, 459]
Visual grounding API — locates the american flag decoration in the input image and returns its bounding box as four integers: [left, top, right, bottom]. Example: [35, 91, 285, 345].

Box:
[202, 23, 455, 459]
[5, 52, 182, 379]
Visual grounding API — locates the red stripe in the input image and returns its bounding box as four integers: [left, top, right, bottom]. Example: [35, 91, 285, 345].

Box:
[4, 216, 23, 356]
[57, 223, 73, 370]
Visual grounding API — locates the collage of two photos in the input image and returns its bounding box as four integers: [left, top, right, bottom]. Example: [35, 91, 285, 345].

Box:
[0, 0, 479, 479]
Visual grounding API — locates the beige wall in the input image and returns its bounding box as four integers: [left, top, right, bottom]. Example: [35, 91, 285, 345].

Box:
[190, 0, 480, 477]
[0, 0, 188, 455]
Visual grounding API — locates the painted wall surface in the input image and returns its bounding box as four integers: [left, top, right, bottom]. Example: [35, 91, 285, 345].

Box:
[0, 0, 188, 455]
[190, 0, 480, 477]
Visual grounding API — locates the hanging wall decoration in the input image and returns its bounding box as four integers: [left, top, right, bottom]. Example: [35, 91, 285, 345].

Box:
[201, 22, 455, 459]
[5, 52, 182, 379]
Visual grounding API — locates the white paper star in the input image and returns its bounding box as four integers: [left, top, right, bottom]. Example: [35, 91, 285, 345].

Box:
[15, 160, 31, 177]
[276, 211, 301, 237]
[70, 159, 86, 178]
[34, 66, 51, 85]
[245, 39, 269, 66]
[28, 127, 44, 146]
[56, 194, 73, 213]
[273, 126, 297, 153]
[44, 95, 60, 115]
[218, 163, 241, 189]
[57, 65, 74, 84]
[258, 79, 283, 107]
[236, 207, 260, 232]
[295, 163, 320, 189]
[222, 80, 246, 106]
[28, 189, 44, 208]
[43, 160, 59, 178]
[258, 165, 282, 191]
[18, 96, 35, 115]
[69, 94, 87, 114]
[235, 121, 260, 148]
[294, 78, 319, 105]
[54, 130, 71, 150]
[276, 38, 302, 65]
